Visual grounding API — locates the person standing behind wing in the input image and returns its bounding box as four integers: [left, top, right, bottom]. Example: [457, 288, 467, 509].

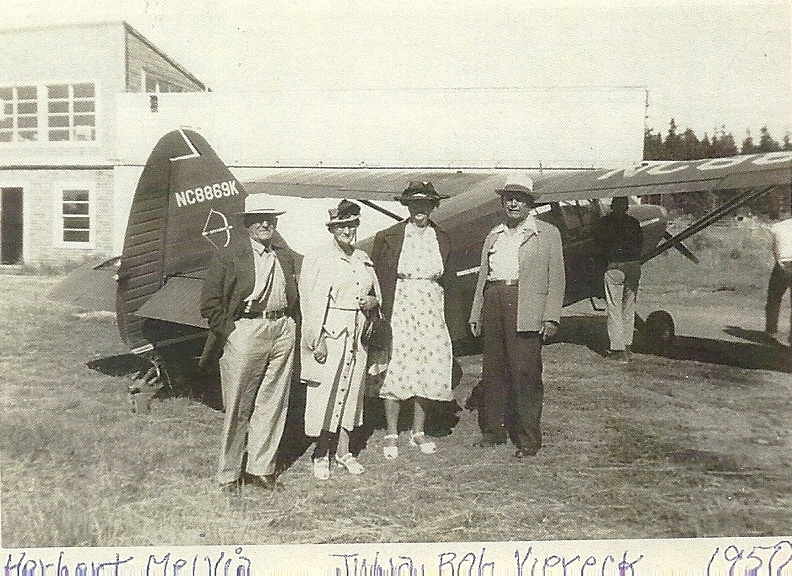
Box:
[371, 181, 454, 459]
[764, 216, 792, 347]
[299, 200, 381, 480]
[594, 196, 643, 362]
[468, 175, 565, 459]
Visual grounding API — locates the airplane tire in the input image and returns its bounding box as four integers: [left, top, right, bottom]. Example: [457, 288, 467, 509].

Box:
[643, 310, 675, 356]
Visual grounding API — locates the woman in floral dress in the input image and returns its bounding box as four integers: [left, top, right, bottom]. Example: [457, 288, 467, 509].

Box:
[371, 181, 453, 458]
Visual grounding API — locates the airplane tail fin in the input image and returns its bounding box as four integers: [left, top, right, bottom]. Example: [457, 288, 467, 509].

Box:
[116, 129, 248, 350]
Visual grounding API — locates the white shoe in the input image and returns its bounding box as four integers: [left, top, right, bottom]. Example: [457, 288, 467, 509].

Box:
[383, 434, 399, 459]
[409, 431, 436, 454]
[313, 456, 330, 480]
[336, 453, 365, 475]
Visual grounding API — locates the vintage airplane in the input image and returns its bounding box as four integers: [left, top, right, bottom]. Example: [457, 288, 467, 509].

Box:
[50, 128, 792, 395]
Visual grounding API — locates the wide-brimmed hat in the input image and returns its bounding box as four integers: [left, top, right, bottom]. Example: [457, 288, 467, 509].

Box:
[393, 181, 450, 204]
[327, 199, 361, 227]
[495, 174, 537, 203]
[236, 196, 285, 217]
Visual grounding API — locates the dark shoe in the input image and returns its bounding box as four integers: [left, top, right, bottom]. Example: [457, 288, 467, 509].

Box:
[607, 350, 628, 362]
[513, 448, 538, 459]
[219, 478, 242, 497]
[245, 473, 284, 491]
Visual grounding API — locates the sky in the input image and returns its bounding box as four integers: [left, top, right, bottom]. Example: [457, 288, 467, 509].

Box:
[2, 0, 790, 158]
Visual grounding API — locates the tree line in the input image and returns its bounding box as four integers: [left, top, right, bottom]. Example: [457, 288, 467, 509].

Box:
[643, 119, 792, 218]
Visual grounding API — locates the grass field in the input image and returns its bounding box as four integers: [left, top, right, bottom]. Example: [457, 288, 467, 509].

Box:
[2, 224, 791, 547]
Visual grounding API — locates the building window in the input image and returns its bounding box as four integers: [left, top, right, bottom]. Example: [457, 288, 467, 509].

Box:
[61, 188, 91, 243]
[47, 83, 96, 141]
[142, 69, 184, 93]
[0, 86, 39, 142]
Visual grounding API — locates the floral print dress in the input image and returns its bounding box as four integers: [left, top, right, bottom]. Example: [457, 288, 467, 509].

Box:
[379, 223, 453, 402]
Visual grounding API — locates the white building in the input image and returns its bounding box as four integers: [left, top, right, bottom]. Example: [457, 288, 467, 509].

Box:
[0, 21, 206, 269]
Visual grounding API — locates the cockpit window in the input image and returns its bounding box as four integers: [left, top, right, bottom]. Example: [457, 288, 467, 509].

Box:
[558, 199, 599, 231]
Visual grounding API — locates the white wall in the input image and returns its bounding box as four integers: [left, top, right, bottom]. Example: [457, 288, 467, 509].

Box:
[115, 87, 646, 168]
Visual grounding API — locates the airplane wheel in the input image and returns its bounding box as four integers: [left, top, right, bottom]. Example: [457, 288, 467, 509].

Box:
[643, 310, 675, 356]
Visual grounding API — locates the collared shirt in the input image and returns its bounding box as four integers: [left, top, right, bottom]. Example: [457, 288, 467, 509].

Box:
[245, 238, 288, 312]
[487, 216, 538, 281]
[397, 221, 444, 280]
[770, 217, 792, 265]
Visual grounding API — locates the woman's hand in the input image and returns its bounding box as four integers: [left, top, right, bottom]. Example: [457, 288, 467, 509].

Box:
[357, 295, 379, 312]
[313, 336, 328, 363]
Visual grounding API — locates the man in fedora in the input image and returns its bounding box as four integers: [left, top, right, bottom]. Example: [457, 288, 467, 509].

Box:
[201, 198, 299, 494]
[468, 174, 565, 458]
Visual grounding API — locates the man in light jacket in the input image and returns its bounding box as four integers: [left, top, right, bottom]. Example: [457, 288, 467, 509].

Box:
[469, 175, 565, 459]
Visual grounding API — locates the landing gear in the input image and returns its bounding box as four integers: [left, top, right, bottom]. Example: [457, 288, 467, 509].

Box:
[126, 336, 223, 413]
[635, 310, 675, 356]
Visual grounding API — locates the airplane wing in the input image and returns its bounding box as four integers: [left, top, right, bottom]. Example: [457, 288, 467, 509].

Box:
[531, 152, 792, 203]
[48, 256, 119, 312]
[244, 152, 791, 204]
[243, 169, 497, 201]
[135, 271, 208, 329]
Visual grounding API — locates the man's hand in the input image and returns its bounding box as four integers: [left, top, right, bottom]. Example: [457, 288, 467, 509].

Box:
[540, 321, 558, 342]
[469, 321, 481, 337]
[313, 337, 328, 363]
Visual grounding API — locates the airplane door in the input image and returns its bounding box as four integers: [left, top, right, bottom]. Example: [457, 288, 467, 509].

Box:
[549, 199, 604, 304]
[1, 187, 23, 265]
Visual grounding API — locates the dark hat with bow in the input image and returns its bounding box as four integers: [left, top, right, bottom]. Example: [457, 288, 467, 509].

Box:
[326, 199, 361, 227]
[393, 180, 450, 204]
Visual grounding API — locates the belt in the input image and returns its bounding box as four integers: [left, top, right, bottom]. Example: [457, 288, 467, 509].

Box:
[240, 309, 287, 320]
[487, 279, 518, 286]
[396, 274, 439, 281]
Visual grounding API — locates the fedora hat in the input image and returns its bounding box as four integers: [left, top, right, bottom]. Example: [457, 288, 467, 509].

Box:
[495, 174, 537, 202]
[326, 199, 361, 227]
[236, 195, 285, 217]
[394, 181, 450, 204]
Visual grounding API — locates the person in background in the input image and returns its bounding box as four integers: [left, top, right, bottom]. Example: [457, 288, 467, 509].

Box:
[299, 200, 381, 480]
[200, 200, 299, 496]
[371, 181, 453, 459]
[595, 196, 643, 362]
[468, 175, 565, 459]
[764, 216, 792, 346]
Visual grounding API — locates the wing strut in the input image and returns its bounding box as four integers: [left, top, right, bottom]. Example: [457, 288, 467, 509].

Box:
[641, 186, 775, 264]
[358, 198, 403, 221]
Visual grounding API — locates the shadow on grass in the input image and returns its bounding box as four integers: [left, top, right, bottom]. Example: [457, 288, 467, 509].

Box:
[670, 335, 790, 373]
[554, 314, 610, 355]
[557, 314, 791, 373]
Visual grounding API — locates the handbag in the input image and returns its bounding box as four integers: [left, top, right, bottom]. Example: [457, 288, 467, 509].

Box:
[361, 310, 392, 350]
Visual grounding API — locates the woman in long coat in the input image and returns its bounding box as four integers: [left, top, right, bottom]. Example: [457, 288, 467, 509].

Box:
[370, 181, 453, 459]
[299, 200, 381, 480]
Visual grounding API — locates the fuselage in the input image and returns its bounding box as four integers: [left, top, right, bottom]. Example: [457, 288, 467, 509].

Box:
[360, 195, 669, 344]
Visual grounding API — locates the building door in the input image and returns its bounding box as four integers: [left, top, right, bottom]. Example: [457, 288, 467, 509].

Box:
[1, 188, 23, 265]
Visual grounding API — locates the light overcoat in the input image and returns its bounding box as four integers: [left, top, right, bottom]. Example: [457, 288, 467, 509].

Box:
[469, 219, 565, 332]
[299, 240, 381, 435]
